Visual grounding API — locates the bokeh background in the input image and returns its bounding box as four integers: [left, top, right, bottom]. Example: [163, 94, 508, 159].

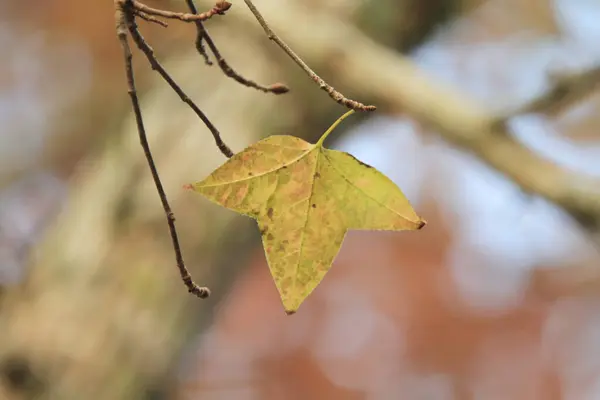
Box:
[2, 0, 600, 399]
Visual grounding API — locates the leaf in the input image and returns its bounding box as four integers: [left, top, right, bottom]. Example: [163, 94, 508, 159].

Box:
[188, 110, 425, 314]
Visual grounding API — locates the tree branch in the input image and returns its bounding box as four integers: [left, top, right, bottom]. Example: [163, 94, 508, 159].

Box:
[242, 0, 376, 112]
[124, 8, 234, 157]
[115, 0, 211, 298]
[123, 0, 231, 23]
[134, 10, 169, 27]
[184, 0, 289, 94]
[183, 0, 212, 65]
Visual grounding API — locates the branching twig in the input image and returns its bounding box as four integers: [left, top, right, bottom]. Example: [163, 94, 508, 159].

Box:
[189, 19, 213, 65]
[125, 14, 234, 157]
[134, 10, 168, 28]
[123, 0, 231, 23]
[185, 0, 290, 94]
[115, 0, 211, 299]
[242, 0, 376, 111]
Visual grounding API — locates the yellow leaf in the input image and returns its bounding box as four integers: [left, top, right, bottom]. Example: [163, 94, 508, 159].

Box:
[188, 110, 425, 314]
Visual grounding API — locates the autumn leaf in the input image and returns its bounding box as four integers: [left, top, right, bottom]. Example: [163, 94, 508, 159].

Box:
[188, 110, 426, 314]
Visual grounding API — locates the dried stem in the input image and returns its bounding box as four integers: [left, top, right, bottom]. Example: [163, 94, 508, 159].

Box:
[115, 0, 211, 299]
[242, 0, 376, 111]
[184, 0, 290, 94]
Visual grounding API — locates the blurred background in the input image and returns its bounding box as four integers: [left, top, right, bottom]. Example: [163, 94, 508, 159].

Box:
[1, 0, 600, 399]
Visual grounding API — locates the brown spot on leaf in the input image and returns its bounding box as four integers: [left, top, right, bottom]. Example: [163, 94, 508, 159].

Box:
[267, 208, 274, 219]
[267, 233, 274, 240]
[315, 172, 321, 178]
[259, 225, 268, 235]
[311, 204, 316, 208]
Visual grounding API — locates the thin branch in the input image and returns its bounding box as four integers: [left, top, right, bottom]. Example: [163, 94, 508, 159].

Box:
[204, 27, 290, 94]
[242, 0, 376, 111]
[124, 11, 234, 157]
[115, 0, 210, 299]
[189, 21, 213, 65]
[185, 0, 290, 94]
[184, 0, 216, 65]
[124, 0, 231, 23]
[134, 10, 168, 27]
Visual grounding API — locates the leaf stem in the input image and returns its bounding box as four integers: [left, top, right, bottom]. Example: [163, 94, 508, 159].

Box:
[316, 109, 356, 147]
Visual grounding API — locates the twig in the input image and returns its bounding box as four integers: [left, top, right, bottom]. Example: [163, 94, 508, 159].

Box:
[124, 0, 231, 23]
[184, 0, 216, 65]
[134, 10, 168, 28]
[125, 12, 234, 157]
[115, 0, 211, 299]
[202, 27, 290, 94]
[189, 21, 213, 65]
[185, 0, 290, 94]
[242, 0, 376, 111]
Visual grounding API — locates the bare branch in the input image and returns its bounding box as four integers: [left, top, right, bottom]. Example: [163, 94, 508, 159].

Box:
[124, 10, 234, 157]
[242, 0, 376, 111]
[115, 0, 211, 299]
[185, 0, 290, 94]
[183, 0, 213, 66]
[124, 0, 231, 23]
[134, 10, 168, 27]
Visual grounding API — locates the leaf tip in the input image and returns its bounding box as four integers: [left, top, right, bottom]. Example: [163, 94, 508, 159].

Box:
[284, 309, 297, 316]
[417, 219, 427, 229]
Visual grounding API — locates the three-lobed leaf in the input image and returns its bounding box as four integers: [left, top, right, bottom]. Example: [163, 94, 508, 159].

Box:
[189, 111, 425, 314]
